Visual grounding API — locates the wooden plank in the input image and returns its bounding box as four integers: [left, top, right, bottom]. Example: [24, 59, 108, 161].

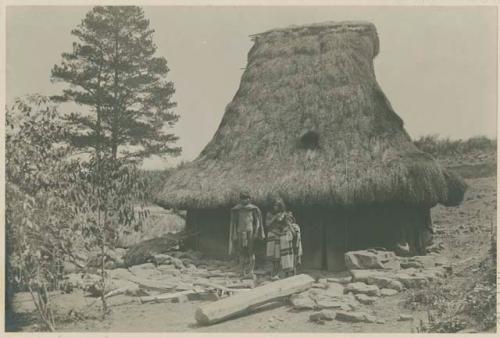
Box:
[194, 274, 314, 325]
[139, 290, 198, 304]
[127, 276, 177, 292]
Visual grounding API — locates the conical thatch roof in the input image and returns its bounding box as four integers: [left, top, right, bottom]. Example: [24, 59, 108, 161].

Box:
[156, 21, 466, 210]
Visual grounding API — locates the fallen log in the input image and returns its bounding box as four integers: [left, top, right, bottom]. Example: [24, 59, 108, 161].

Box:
[195, 274, 314, 325]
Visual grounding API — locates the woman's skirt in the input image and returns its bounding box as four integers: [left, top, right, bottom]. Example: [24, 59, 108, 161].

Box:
[266, 232, 281, 261]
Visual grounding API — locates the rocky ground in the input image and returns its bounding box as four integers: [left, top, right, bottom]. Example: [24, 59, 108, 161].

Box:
[7, 175, 497, 333]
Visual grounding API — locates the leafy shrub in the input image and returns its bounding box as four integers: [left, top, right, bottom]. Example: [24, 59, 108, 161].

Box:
[6, 95, 81, 331]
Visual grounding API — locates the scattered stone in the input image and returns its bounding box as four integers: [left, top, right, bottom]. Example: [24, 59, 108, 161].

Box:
[124, 284, 146, 297]
[171, 294, 189, 303]
[380, 288, 398, 297]
[188, 292, 219, 302]
[395, 274, 428, 289]
[387, 279, 404, 291]
[324, 283, 344, 298]
[398, 314, 413, 321]
[310, 310, 335, 323]
[421, 267, 446, 281]
[316, 299, 343, 309]
[106, 268, 135, 280]
[400, 260, 424, 269]
[365, 275, 397, 289]
[171, 257, 185, 269]
[191, 268, 210, 278]
[290, 293, 316, 310]
[335, 311, 372, 323]
[345, 282, 380, 296]
[399, 268, 419, 276]
[364, 314, 377, 323]
[129, 263, 160, 278]
[152, 254, 173, 265]
[339, 303, 355, 312]
[327, 276, 352, 284]
[176, 282, 194, 291]
[355, 293, 376, 305]
[345, 250, 399, 270]
[63, 262, 79, 274]
[312, 282, 328, 289]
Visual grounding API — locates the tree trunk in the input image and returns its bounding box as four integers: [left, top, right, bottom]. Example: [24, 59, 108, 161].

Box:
[195, 274, 314, 325]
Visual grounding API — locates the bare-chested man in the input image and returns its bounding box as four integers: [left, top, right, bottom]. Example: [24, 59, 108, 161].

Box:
[228, 191, 264, 278]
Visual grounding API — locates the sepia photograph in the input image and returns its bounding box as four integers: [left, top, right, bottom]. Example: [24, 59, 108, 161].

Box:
[3, 3, 498, 334]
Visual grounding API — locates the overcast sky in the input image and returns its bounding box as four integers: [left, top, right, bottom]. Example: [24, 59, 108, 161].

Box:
[6, 6, 498, 169]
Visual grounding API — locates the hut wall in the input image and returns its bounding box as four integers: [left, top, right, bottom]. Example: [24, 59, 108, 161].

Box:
[292, 204, 432, 271]
[186, 204, 432, 270]
[186, 209, 230, 258]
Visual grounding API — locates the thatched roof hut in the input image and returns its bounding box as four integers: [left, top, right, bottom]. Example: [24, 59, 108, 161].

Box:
[156, 21, 466, 211]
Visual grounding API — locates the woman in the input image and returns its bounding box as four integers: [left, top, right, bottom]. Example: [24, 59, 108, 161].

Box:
[265, 198, 302, 278]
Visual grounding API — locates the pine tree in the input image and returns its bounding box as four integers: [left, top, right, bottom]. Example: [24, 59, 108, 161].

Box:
[51, 6, 180, 161]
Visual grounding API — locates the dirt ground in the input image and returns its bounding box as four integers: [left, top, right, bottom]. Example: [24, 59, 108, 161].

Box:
[8, 175, 496, 333]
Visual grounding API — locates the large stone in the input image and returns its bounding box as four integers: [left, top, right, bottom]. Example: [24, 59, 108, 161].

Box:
[345, 250, 399, 270]
[345, 282, 380, 297]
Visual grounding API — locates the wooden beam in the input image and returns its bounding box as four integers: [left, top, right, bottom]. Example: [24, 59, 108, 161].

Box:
[195, 274, 314, 325]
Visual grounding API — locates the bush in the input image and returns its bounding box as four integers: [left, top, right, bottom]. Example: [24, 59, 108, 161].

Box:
[414, 135, 496, 157]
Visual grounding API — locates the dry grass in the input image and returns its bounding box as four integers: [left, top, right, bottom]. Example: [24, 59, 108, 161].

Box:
[156, 21, 466, 210]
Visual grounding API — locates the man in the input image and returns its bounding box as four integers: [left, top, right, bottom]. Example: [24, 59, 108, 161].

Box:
[228, 191, 264, 278]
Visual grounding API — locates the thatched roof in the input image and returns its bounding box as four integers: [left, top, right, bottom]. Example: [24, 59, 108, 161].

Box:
[156, 21, 466, 210]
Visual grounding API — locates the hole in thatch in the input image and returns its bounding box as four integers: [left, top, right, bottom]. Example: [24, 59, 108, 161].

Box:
[300, 130, 320, 150]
